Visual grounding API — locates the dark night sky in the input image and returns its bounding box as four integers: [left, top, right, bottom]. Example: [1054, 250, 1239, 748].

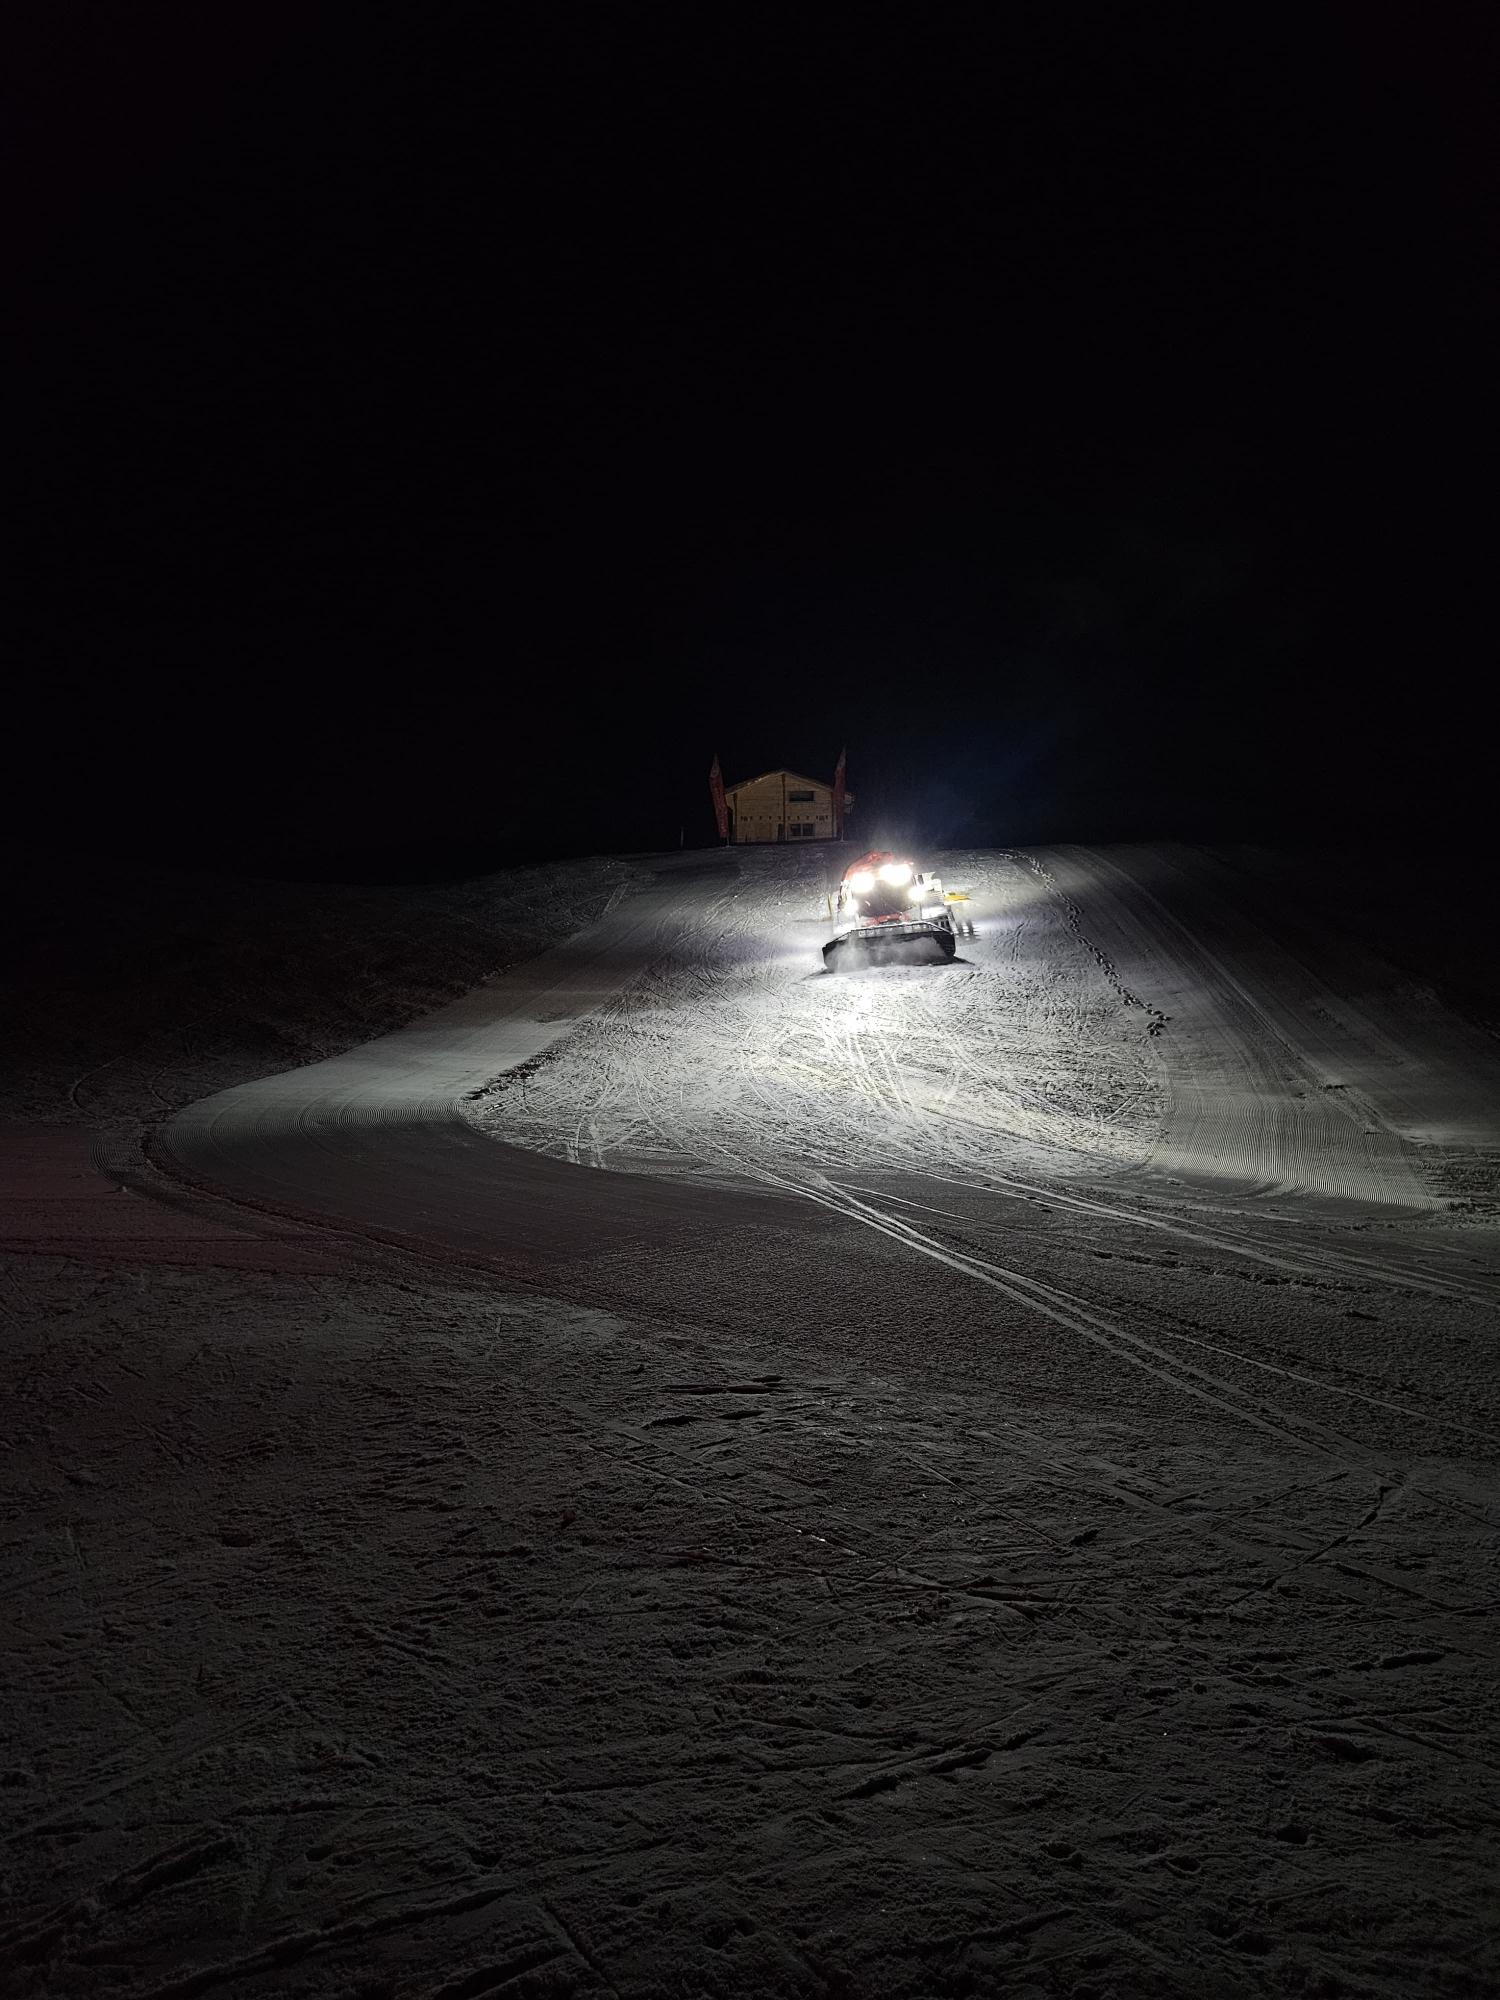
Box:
[5, 6, 1493, 876]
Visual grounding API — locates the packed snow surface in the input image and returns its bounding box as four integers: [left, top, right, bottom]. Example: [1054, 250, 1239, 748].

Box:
[477, 850, 1163, 1186]
[473, 845, 1494, 1225]
[4, 843, 1500, 1999]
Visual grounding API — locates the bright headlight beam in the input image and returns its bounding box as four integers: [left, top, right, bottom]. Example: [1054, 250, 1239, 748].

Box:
[878, 862, 912, 886]
[849, 870, 875, 893]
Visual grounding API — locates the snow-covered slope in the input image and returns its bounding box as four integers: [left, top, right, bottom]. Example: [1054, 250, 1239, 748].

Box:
[1, 851, 641, 1132]
[6, 842, 1500, 2000]
[473, 846, 1162, 1187]
[473, 843, 1500, 1225]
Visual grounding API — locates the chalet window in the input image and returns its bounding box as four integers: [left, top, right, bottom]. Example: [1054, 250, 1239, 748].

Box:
[788, 790, 815, 802]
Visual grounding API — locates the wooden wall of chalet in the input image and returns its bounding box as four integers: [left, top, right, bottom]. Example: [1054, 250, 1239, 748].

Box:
[726, 772, 835, 843]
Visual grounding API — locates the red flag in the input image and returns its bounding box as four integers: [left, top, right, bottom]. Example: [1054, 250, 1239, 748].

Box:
[709, 754, 729, 841]
[831, 747, 847, 839]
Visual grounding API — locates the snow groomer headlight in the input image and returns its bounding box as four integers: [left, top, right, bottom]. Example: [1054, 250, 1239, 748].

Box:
[879, 862, 912, 886]
[849, 870, 876, 894]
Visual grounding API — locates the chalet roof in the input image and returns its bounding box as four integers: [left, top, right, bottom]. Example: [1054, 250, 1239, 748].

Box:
[725, 768, 841, 795]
